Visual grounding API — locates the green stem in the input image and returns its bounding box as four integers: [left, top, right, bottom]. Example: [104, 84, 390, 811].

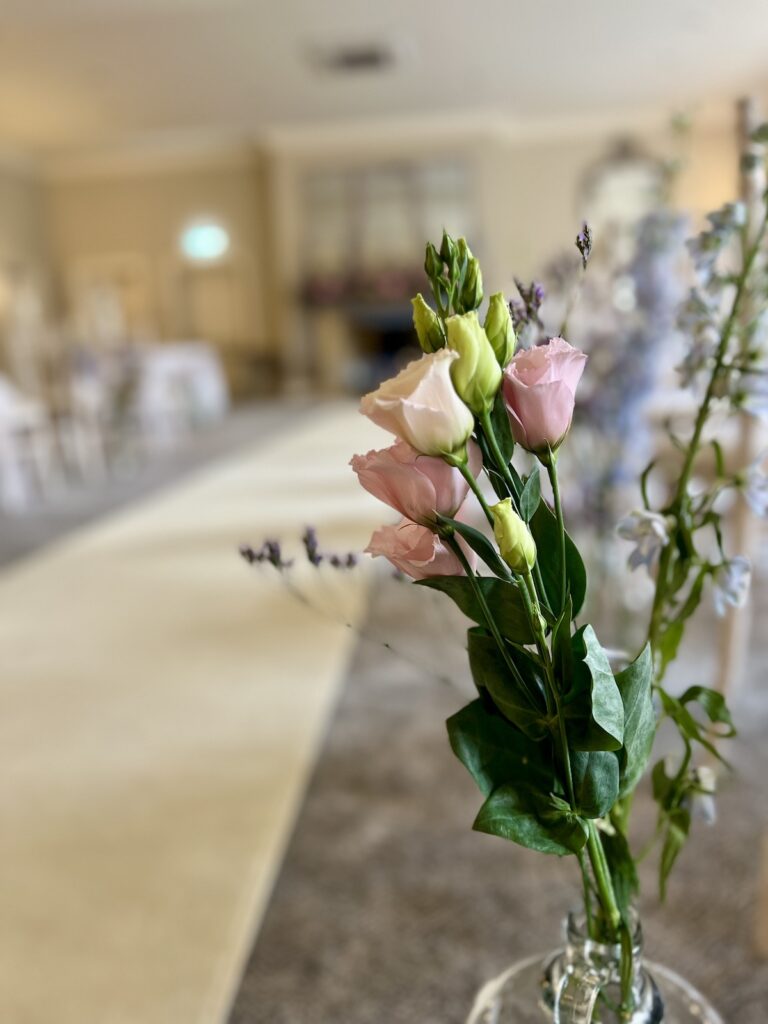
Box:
[586, 821, 622, 934]
[447, 454, 494, 527]
[444, 534, 540, 708]
[545, 454, 567, 613]
[479, 409, 520, 505]
[479, 408, 550, 607]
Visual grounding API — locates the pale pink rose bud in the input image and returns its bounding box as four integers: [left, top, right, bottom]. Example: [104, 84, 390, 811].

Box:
[350, 439, 482, 526]
[359, 350, 474, 458]
[502, 337, 587, 455]
[364, 519, 477, 580]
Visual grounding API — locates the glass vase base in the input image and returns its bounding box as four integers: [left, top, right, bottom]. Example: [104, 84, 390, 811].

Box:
[466, 952, 724, 1024]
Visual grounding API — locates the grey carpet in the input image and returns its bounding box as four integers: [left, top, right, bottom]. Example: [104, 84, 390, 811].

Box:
[229, 577, 768, 1024]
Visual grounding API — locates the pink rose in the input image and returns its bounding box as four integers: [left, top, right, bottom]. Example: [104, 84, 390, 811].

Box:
[359, 350, 474, 457]
[502, 337, 587, 454]
[350, 439, 482, 526]
[365, 519, 476, 580]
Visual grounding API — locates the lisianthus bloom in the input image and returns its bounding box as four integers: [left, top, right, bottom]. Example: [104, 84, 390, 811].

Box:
[365, 519, 476, 580]
[492, 498, 536, 574]
[350, 439, 482, 526]
[617, 510, 673, 574]
[502, 337, 587, 455]
[360, 350, 474, 458]
[445, 311, 502, 417]
[712, 556, 751, 617]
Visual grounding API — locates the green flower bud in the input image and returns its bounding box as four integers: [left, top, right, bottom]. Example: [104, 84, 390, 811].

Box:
[460, 256, 483, 312]
[424, 242, 443, 282]
[411, 293, 445, 353]
[445, 310, 502, 416]
[492, 498, 537, 574]
[440, 230, 459, 277]
[484, 292, 516, 366]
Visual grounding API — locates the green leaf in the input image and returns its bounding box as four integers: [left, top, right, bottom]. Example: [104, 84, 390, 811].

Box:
[467, 627, 549, 739]
[566, 625, 624, 752]
[416, 576, 535, 644]
[657, 620, 684, 676]
[659, 806, 691, 901]
[679, 685, 736, 738]
[572, 750, 620, 818]
[651, 757, 675, 809]
[489, 390, 516, 467]
[519, 466, 541, 522]
[552, 597, 574, 689]
[751, 122, 768, 144]
[437, 515, 510, 579]
[602, 828, 639, 921]
[615, 643, 655, 797]
[473, 784, 588, 856]
[658, 688, 730, 765]
[529, 502, 587, 617]
[446, 698, 553, 798]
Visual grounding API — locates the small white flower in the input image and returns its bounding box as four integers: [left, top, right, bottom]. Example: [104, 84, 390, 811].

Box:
[712, 556, 751, 617]
[743, 452, 768, 517]
[692, 765, 717, 794]
[616, 510, 672, 574]
[676, 325, 718, 387]
[736, 371, 768, 420]
[688, 765, 718, 824]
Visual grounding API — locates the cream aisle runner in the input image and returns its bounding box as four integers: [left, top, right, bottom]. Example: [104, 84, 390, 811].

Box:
[0, 403, 385, 1024]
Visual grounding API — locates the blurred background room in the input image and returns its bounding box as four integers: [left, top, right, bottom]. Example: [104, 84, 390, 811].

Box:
[2, 3, 768, 1023]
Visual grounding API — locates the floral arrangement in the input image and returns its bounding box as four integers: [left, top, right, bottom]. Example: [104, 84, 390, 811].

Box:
[346, 198, 767, 1015]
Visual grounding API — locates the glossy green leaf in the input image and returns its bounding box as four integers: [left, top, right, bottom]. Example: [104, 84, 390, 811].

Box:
[615, 643, 655, 797]
[602, 828, 639, 921]
[552, 597, 574, 690]
[658, 688, 730, 765]
[416, 576, 534, 644]
[446, 698, 553, 798]
[566, 626, 624, 752]
[467, 627, 549, 739]
[519, 466, 541, 523]
[489, 390, 517, 467]
[529, 502, 587, 617]
[437, 515, 510, 579]
[571, 750, 620, 818]
[473, 784, 588, 856]
[659, 806, 691, 901]
[679, 685, 736, 737]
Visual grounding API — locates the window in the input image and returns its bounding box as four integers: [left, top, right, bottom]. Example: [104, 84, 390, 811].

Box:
[179, 220, 230, 262]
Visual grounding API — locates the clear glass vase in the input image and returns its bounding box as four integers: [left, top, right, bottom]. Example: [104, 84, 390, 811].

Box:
[466, 913, 723, 1024]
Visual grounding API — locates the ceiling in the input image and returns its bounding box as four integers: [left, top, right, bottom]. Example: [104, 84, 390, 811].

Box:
[2, 0, 768, 158]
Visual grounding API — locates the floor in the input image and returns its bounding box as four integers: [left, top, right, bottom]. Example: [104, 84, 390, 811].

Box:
[230, 575, 768, 1024]
[2, 401, 765, 1023]
[1, 400, 386, 1024]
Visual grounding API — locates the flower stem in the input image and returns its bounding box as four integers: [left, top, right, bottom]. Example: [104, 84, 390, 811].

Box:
[479, 409, 520, 505]
[447, 454, 494, 527]
[444, 534, 541, 708]
[479, 409, 550, 606]
[545, 454, 567, 612]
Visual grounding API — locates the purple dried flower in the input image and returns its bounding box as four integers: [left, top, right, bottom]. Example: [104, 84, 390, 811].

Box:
[302, 526, 323, 566]
[576, 222, 593, 269]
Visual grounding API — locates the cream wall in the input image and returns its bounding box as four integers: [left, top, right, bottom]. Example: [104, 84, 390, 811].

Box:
[0, 162, 50, 290]
[17, 113, 746, 397]
[264, 115, 742, 388]
[45, 155, 269, 380]
[478, 123, 739, 294]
